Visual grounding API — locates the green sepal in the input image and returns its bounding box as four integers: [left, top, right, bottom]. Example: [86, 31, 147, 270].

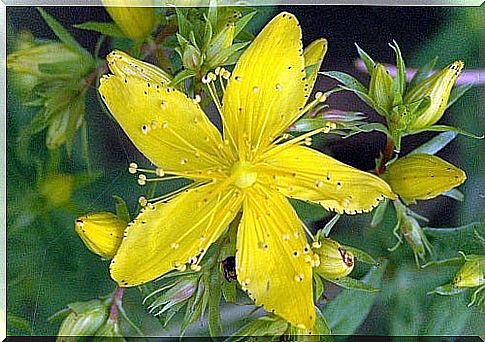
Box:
[442, 188, 464, 202]
[428, 283, 467, 296]
[112, 195, 130, 223]
[408, 56, 438, 91]
[355, 43, 376, 74]
[234, 11, 257, 38]
[313, 273, 325, 302]
[389, 40, 406, 96]
[227, 315, 289, 341]
[170, 69, 197, 86]
[344, 245, 379, 266]
[370, 199, 388, 228]
[421, 256, 465, 269]
[207, 268, 223, 337]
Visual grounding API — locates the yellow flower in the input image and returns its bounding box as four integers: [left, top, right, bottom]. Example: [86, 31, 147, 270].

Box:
[99, 12, 395, 329]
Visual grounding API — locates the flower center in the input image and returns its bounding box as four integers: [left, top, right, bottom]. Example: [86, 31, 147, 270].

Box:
[231, 161, 257, 189]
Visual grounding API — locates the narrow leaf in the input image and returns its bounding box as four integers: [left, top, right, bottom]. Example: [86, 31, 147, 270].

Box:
[409, 125, 483, 139]
[207, 269, 222, 337]
[442, 188, 464, 202]
[322, 214, 341, 238]
[74, 21, 126, 38]
[344, 246, 379, 266]
[427, 283, 467, 296]
[408, 131, 457, 156]
[390, 40, 406, 96]
[37, 8, 88, 57]
[313, 274, 325, 302]
[325, 276, 380, 292]
[112, 195, 130, 223]
[170, 69, 196, 86]
[234, 11, 256, 38]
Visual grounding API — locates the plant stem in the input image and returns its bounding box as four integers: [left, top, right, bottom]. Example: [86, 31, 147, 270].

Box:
[377, 136, 395, 175]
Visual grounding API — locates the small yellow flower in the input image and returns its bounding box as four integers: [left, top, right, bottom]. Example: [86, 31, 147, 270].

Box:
[384, 153, 466, 203]
[99, 12, 395, 329]
[75, 212, 125, 259]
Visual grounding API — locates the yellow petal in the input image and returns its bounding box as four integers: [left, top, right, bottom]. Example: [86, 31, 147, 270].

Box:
[258, 146, 396, 214]
[385, 153, 466, 203]
[303, 38, 327, 99]
[102, 0, 156, 40]
[237, 185, 315, 329]
[75, 212, 125, 259]
[111, 183, 242, 286]
[99, 74, 230, 174]
[222, 12, 308, 157]
[106, 50, 171, 84]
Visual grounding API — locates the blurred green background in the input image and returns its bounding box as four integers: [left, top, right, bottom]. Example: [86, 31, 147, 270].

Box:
[6, 5, 484, 337]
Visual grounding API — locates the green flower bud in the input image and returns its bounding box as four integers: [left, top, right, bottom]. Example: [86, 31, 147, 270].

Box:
[57, 300, 109, 340]
[182, 45, 203, 71]
[39, 173, 75, 207]
[75, 212, 126, 259]
[7, 41, 93, 79]
[453, 257, 485, 288]
[206, 23, 235, 66]
[102, 0, 156, 41]
[93, 317, 123, 341]
[404, 61, 464, 130]
[368, 63, 394, 113]
[400, 215, 429, 262]
[313, 238, 354, 280]
[385, 154, 466, 203]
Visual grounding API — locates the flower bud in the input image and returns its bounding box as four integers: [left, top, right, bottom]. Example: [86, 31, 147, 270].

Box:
[106, 50, 171, 84]
[385, 154, 466, 203]
[369, 63, 394, 113]
[400, 215, 429, 262]
[93, 317, 123, 341]
[39, 173, 75, 207]
[205, 23, 235, 67]
[75, 212, 126, 259]
[182, 45, 203, 71]
[7, 41, 93, 79]
[453, 257, 485, 288]
[313, 238, 354, 280]
[102, 0, 156, 41]
[57, 300, 109, 340]
[404, 61, 464, 130]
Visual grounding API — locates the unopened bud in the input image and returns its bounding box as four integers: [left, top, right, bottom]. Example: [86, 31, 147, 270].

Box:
[182, 45, 202, 71]
[385, 154, 466, 203]
[453, 256, 485, 288]
[404, 61, 464, 130]
[313, 238, 354, 280]
[57, 300, 109, 340]
[369, 63, 394, 113]
[205, 23, 236, 67]
[75, 212, 126, 259]
[102, 0, 156, 41]
[93, 317, 123, 340]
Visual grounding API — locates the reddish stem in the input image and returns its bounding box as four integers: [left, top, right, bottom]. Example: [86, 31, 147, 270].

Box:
[377, 137, 395, 175]
[109, 286, 125, 321]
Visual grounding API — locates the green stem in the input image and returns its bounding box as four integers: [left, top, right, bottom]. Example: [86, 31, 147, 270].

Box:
[81, 121, 93, 177]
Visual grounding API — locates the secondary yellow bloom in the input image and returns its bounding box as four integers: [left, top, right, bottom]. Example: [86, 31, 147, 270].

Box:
[99, 12, 395, 329]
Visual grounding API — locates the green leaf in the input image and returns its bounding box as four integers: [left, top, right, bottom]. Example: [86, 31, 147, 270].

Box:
[112, 195, 130, 223]
[442, 188, 464, 202]
[206, 41, 250, 68]
[423, 222, 485, 259]
[176, 8, 192, 39]
[207, 269, 223, 337]
[325, 276, 380, 292]
[207, 0, 218, 30]
[355, 43, 375, 74]
[346, 122, 390, 138]
[170, 69, 196, 87]
[446, 83, 473, 110]
[290, 199, 329, 222]
[227, 315, 288, 341]
[408, 56, 438, 91]
[408, 124, 484, 139]
[314, 307, 332, 336]
[37, 8, 89, 57]
[74, 21, 126, 38]
[324, 260, 387, 334]
[344, 245, 379, 266]
[390, 40, 406, 97]
[370, 199, 388, 228]
[428, 283, 467, 296]
[408, 131, 457, 156]
[234, 11, 256, 38]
